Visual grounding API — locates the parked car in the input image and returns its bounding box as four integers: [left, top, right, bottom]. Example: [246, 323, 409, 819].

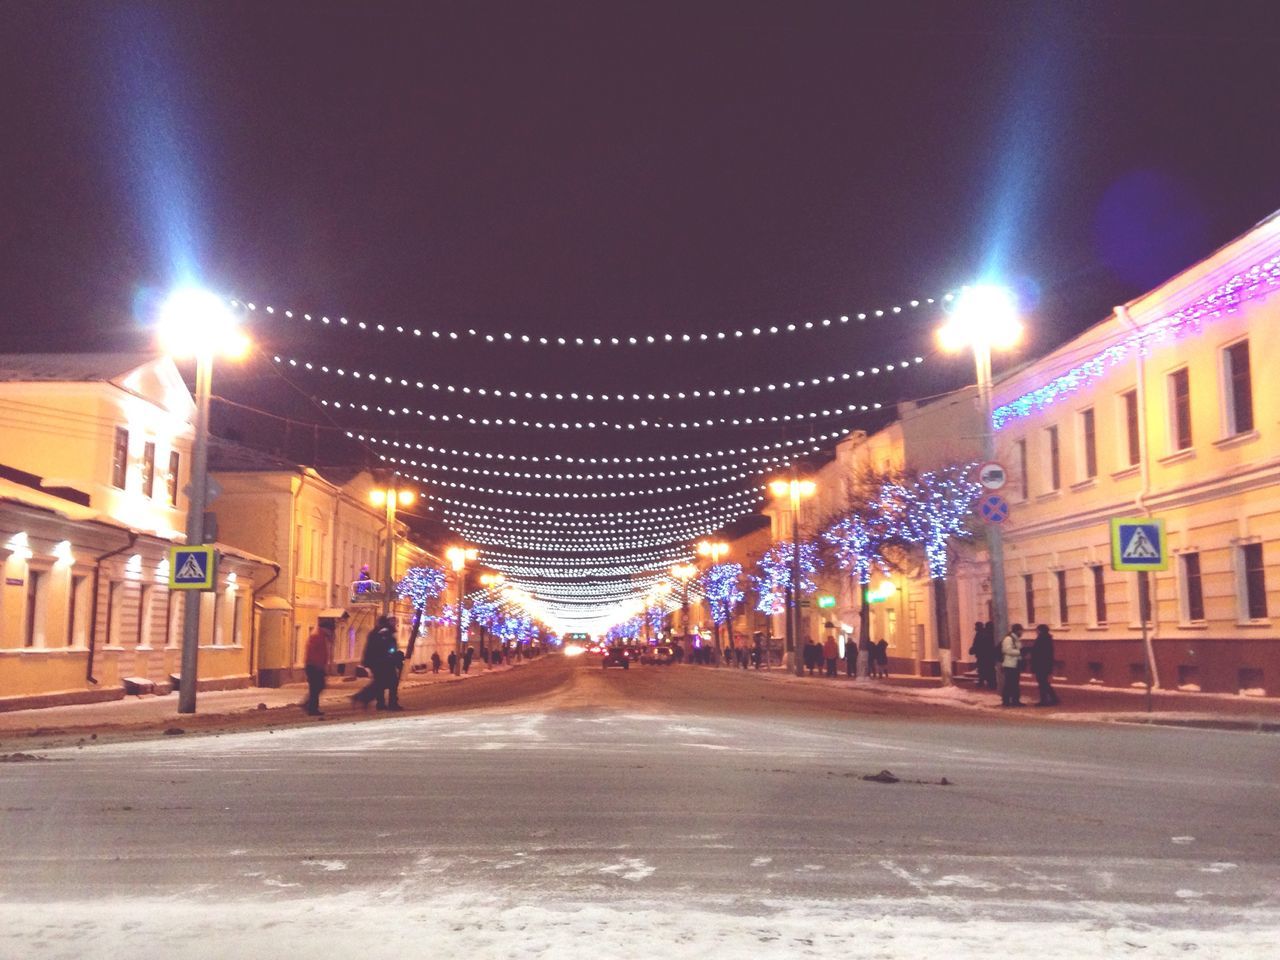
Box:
[602, 646, 631, 670]
[640, 645, 676, 665]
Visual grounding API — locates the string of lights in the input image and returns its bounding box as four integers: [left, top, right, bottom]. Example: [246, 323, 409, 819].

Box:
[419, 485, 764, 519]
[271, 351, 925, 403]
[992, 252, 1280, 430]
[445, 509, 758, 553]
[323, 395, 885, 430]
[447, 507, 755, 549]
[385, 455, 757, 498]
[358, 429, 845, 465]
[360, 431, 805, 480]
[237, 290, 953, 349]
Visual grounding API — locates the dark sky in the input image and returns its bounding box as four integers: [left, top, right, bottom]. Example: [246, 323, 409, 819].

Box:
[4, 1, 1280, 625]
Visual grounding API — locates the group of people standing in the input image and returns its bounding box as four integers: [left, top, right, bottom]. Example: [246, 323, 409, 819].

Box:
[969, 621, 1060, 707]
[801, 634, 888, 678]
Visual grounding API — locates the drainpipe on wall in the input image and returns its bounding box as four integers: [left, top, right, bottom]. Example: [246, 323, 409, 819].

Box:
[86, 532, 138, 684]
[1117, 304, 1161, 693]
[248, 562, 281, 686]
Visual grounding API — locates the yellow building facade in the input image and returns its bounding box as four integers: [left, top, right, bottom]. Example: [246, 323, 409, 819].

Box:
[0, 355, 271, 709]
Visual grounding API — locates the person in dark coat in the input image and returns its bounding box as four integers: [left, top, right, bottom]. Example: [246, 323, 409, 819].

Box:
[874, 639, 890, 678]
[969, 621, 997, 689]
[430, 651, 442, 674]
[447, 650, 458, 674]
[352, 617, 395, 709]
[1031, 624, 1060, 706]
[463, 646, 475, 674]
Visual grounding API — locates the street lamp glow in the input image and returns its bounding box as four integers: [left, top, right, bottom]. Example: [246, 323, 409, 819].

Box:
[447, 545, 479, 572]
[769, 478, 816, 500]
[670, 563, 697, 580]
[697, 540, 729, 562]
[397, 489, 416, 506]
[937, 284, 1022, 353]
[156, 288, 251, 360]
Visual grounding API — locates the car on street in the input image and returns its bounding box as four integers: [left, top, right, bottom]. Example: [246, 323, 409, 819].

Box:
[640, 645, 676, 665]
[601, 646, 631, 669]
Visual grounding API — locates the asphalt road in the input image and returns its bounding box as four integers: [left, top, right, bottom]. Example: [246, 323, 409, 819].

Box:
[2, 657, 1278, 959]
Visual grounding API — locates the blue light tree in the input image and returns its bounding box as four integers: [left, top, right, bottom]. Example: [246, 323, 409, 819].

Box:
[699, 561, 744, 650]
[877, 462, 981, 670]
[751, 540, 818, 616]
[396, 564, 448, 658]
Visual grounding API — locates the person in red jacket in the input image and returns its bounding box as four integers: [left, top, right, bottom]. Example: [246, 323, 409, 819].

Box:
[303, 625, 331, 716]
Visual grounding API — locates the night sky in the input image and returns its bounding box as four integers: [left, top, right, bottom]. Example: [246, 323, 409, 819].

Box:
[4, 1, 1280, 626]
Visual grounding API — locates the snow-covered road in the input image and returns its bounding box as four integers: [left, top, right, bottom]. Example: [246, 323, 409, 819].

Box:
[2, 660, 1277, 958]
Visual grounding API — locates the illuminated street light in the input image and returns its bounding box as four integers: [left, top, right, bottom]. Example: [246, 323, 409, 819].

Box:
[670, 563, 697, 641]
[697, 540, 729, 563]
[158, 288, 252, 715]
[937, 283, 1022, 677]
[446, 544, 479, 672]
[770, 470, 817, 676]
[370, 481, 417, 617]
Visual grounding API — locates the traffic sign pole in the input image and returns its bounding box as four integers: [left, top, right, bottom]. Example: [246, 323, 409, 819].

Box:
[178, 353, 213, 714]
[1111, 518, 1168, 714]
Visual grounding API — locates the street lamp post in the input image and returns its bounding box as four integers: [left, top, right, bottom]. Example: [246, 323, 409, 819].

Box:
[939, 285, 1023, 674]
[696, 540, 729, 662]
[157, 289, 251, 715]
[447, 545, 478, 672]
[770, 474, 816, 677]
[370, 481, 416, 618]
[670, 563, 696, 654]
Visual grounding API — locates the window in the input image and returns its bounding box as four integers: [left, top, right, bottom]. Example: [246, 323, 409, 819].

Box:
[141, 441, 156, 498]
[1168, 368, 1192, 451]
[111, 427, 129, 489]
[1240, 542, 1268, 620]
[23, 570, 47, 648]
[1136, 572, 1152, 625]
[1045, 426, 1061, 491]
[1079, 408, 1097, 479]
[67, 574, 90, 646]
[166, 590, 184, 647]
[232, 594, 244, 646]
[1090, 564, 1108, 626]
[167, 451, 180, 506]
[137, 585, 154, 647]
[106, 581, 125, 646]
[1180, 552, 1205, 623]
[1015, 438, 1029, 500]
[1055, 570, 1069, 626]
[1224, 340, 1254, 435]
[1121, 389, 1140, 467]
[1023, 574, 1035, 623]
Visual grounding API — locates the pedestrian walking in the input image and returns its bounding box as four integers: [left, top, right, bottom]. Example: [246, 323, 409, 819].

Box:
[463, 646, 475, 674]
[447, 650, 458, 674]
[303, 624, 330, 716]
[845, 636, 856, 676]
[1031, 624, 1060, 706]
[1000, 623, 1026, 707]
[352, 617, 396, 709]
[803, 638, 817, 675]
[430, 651, 442, 674]
[823, 632, 839, 677]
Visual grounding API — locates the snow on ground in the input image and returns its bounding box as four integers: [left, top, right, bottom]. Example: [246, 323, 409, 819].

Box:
[2, 890, 1276, 960]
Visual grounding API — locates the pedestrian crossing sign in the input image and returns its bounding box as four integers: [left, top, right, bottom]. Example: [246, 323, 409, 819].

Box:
[168, 545, 217, 590]
[1110, 518, 1167, 572]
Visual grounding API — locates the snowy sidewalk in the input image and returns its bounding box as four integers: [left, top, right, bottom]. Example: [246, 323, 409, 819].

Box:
[0, 658, 528, 741]
[716, 662, 1280, 730]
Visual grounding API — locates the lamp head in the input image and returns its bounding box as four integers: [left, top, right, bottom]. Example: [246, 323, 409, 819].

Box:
[157, 288, 250, 361]
[938, 284, 1022, 353]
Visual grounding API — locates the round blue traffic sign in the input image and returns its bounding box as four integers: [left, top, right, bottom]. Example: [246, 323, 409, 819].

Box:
[979, 494, 1010, 524]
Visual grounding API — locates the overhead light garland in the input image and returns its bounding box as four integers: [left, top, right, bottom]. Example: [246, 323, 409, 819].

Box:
[323, 394, 884, 430]
[238, 290, 953, 349]
[272, 351, 925, 403]
[354, 429, 847, 465]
